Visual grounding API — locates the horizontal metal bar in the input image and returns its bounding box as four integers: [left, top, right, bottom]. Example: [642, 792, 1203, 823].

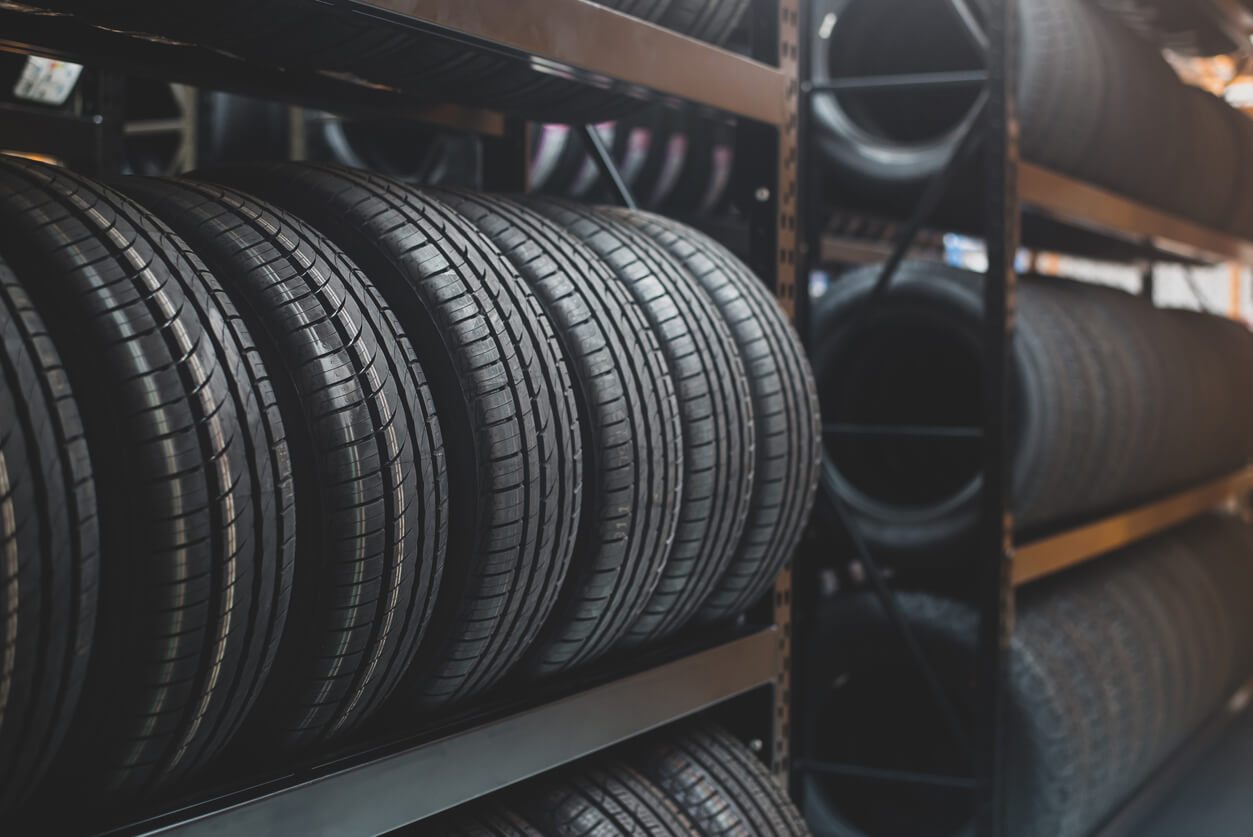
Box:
[122, 118, 187, 136]
[807, 70, 989, 93]
[1013, 466, 1253, 586]
[138, 629, 779, 835]
[351, 0, 790, 124]
[793, 759, 978, 790]
[1094, 674, 1253, 837]
[824, 423, 983, 439]
[1021, 163, 1253, 265]
[0, 100, 103, 162]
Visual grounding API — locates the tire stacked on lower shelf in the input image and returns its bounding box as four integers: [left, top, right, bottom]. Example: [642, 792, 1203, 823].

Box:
[799, 513, 1253, 837]
[811, 260, 1253, 562]
[426, 720, 810, 836]
[0, 157, 820, 822]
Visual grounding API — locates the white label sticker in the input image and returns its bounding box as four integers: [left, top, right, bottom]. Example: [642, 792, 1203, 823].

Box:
[13, 56, 84, 106]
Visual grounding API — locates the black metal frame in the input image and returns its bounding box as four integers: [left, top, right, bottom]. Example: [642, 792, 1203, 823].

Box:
[796, 1, 1016, 834]
[0, 1, 801, 833]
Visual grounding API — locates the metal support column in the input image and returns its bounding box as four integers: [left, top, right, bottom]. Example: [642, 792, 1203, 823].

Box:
[769, 0, 802, 786]
[81, 70, 126, 176]
[975, 0, 1019, 834]
[481, 117, 530, 193]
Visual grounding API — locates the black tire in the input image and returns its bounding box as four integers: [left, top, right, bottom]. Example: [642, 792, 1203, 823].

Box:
[527, 200, 755, 650]
[515, 760, 697, 836]
[431, 191, 685, 670]
[659, 0, 751, 45]
[603, 210, 821, 625]
[204, 164, 582, 705]
[629, 721, 810, 835]
[596, 0, 749, 45]
[0, 255, 98, 812]
[800, 515, 1253, 837]
[813, 261, 1253, 559]
[116, 178, 447, 748]
[0, 158, 294, 795]
[416, 802, 543, 837]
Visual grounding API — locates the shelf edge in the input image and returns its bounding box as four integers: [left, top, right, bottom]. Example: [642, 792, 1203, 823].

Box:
[1013, 466, 1253, 586]
[350, 0, 790, 124]
[1020, 164, 1253, 265]
[139, 628, 780, 836]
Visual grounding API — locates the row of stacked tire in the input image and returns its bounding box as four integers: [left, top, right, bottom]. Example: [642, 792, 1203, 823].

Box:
[813, 0, 1253, 236]
[812, 261, 1253, 561]
[801, 513, 1253, 837]
[423, 721, 809, 836]
[27, 0, 748, 123]
[0, 155, 820, 821]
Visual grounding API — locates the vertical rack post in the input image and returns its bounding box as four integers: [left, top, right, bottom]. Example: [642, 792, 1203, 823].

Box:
[976, 0, 1019, 835]
[80, 70, 126, 176]
[482, 117, 530, 192]
[771, 0, 802, 785]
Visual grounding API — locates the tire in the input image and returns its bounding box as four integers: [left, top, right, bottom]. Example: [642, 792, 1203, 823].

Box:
[812, 0, 1125, 202]
[0, 254, 98, 812]
[595, 0, 749, 45]
[659, 0, 751, 45]
[431, 192, 684, 670]
[0, 158, 294, 795]
[604, 210, 821, 626]
[205, 164, 581, 705]
[527, 200, 755, 650]
[800, 514, 1253, 837]
[628, 721, 809, 835]
[812, 261, 1253, 559]
[422, 802, 544, 837]
[515, 760, 697, 836]
[116, 177, 447, 748]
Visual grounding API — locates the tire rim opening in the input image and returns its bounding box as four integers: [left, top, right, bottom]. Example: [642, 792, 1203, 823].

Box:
[826, 0, 985, 145]
[823, 318, 982, 509]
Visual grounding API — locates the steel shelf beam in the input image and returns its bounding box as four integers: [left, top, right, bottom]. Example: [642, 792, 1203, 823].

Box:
[353, 0, 789, 125]
[1, 0, 787, 125]
[1021, 163, 1253, 265]
[1013, 466, 1253, 586]
[122, 629, 778, 836]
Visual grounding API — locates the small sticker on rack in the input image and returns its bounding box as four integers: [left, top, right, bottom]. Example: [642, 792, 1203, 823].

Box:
[13, 56, 83, 106]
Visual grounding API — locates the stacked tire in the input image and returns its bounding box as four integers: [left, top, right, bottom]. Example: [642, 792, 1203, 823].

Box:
[812, 0, 1253, 236]
[429, 720, 810, 836]
[0, 157, 819, 819]
[811, 261, 1253, 562]
[800, 513, 1253, 837]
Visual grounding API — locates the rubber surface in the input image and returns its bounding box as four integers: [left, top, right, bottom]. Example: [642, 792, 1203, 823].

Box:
[605, 209, 821, 626]
[0, 254, 98, 812]
[433, 191, 686, 669]
[629, 721, 810, 835]
[117, 177, 447, 748]
[0, 157, 295, 796]
[205, 164, 581, 705]
[812, 261, 1253, 561]
[516, 760, 698, 836]
[800, 514, 1253, 837]
[527, 199, 755, 652]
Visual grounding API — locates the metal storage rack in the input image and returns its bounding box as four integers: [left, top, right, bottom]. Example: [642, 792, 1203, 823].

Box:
[0, 1, 801, 833]
[798, 1, 1253, 835]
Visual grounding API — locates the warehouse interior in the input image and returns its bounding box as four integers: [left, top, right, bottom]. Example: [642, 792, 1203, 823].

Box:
[1, 1, 1252, 835]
